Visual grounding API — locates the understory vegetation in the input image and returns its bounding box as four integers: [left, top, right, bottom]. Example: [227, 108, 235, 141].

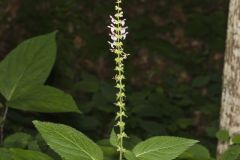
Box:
[0, 0, 237, 160]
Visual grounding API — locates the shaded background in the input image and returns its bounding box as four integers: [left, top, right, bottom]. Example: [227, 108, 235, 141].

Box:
[0, 0, 229, 156]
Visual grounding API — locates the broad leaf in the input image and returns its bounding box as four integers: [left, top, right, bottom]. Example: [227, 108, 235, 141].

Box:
[33, 121, 103, 160]
[0, 148, 53, 160]
[132, 136, 198, 160]
[0, 32, 57, 100]
[179, 144, 211, 160]
[124, 150, 138, 160]
[7, 85, 80, 113]
[10, 148, 53, 160]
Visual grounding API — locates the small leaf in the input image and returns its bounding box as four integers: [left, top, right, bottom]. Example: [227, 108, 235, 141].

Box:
[0, 32, 57, 100]
[124, 150, 138, 160]
[4, 132, 32, 148]
[232, 135, 240, 144]
[7, 85, 80, 113]
[33, 121, 104, 160]
[110, 129, 118, 147]
[216, 130, 229, 141]
[132, 136, 198, 160]
[220, 145, 240, 160]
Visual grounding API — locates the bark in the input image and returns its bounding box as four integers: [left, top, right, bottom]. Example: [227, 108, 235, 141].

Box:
[217, 0, 240, 157]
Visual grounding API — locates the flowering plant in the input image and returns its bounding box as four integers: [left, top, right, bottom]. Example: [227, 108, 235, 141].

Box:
[0, 0, 198, 160]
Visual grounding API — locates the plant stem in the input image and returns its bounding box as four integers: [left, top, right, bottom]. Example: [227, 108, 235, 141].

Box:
[0, 105, 8, 145]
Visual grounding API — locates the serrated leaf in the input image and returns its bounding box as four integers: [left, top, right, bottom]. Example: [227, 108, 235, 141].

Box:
[216, 130, 229, 141]
[0, 32, 57, 100]
[33, 121, 103, 160]
[110, 129, 118, 147]
[132, 136, 198, 160]
[7, 85, 80, 113]
[220, 145, 240, 160]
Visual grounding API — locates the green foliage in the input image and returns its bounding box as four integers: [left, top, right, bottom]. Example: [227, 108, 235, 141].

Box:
[131, 136, 198, 160]
[33, 121, 104, 160]
[3, 132, 32, 148]
[232, 135, 240, 144]
[110, 129, 118, 147]
[0, 32, 80, 113]
[7, 85, 79, 113]
[0, 32, 57, 101]
[216, 130, 229, 141]
[0, 148, 53, 160]
[179, 144, 211, 160]
[0, 0, 230, 159]
[219, 146, 240, 160]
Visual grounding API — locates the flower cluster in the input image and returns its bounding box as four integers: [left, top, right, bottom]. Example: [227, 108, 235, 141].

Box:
[108, 0, 129, 159]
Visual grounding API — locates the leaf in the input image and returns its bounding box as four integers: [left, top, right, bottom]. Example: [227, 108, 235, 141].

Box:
[232, 135, 240, 144]
[110, 129, 118, 147]
[179, 144, 211, 160]
[33, 121, 104, 160]
[4, 132, 32, 148]
[132, 136, 198, 160]
[216, 130, 229, 141]
[124, 150, 138, 160]
[7, 85, 80, 113]
[0, 148, 53, 160]
[10, 148, 53, 160]
[220, 145, 240, 160]
[0, 32, 57, 100]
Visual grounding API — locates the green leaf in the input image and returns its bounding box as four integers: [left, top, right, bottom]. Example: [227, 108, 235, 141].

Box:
[0, 32, 57, 100]
[220, 145, 240, 160]
[232, 135, 240, 144]
[132, 136, 198, 160]
[124, 150, 138, 160]
[0, 148, 13, 160]
[4, 132, 32, 148]
[216, 130, 229, 141]
[179, 144, 211, 160]
[110, 129, 118, 147]
[7, 85, 80, 113]
[33, 121, 103, 160]
[10, 148, 53, 160]
[0, 148, 53, 160]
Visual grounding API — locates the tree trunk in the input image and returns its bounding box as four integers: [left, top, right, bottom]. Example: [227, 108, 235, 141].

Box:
[217, 0, 240, 157]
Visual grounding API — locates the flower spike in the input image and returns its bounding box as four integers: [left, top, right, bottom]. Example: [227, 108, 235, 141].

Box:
[108, 0, 129, 160]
